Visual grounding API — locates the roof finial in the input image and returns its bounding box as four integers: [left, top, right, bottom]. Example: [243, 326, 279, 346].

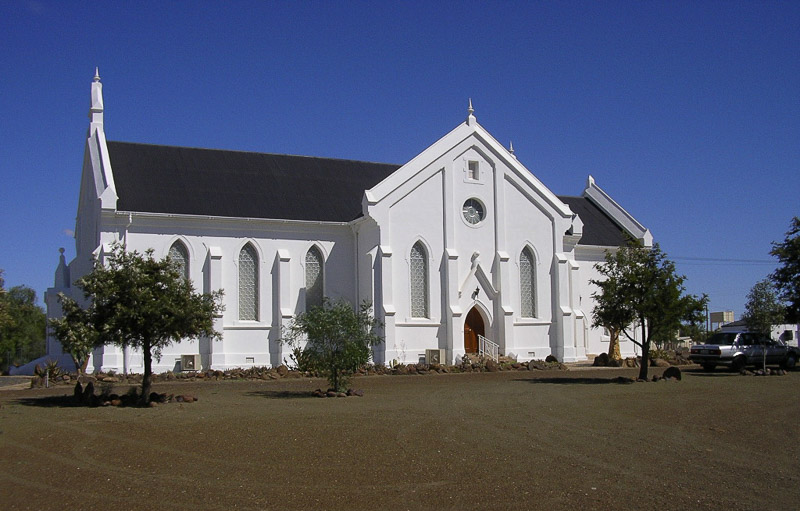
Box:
[93, 67, 101, 82]
[509, 141, 514, 154]
[466, 98, 476, 125]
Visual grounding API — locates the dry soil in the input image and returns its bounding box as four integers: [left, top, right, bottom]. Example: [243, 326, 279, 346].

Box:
[1, 366, 798, 510]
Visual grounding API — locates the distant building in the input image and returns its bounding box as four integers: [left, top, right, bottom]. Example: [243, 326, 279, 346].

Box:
[43, 72, 652, 374]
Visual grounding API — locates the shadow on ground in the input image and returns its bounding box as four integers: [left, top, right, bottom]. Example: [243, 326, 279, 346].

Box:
[13, 395, 80, 408]
[245, 390, 317, 399]
[515, 376, 636, 385]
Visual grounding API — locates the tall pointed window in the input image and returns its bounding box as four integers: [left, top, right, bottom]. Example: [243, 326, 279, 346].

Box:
[520, 247, 536, 318]
[410, 242, 429, 318]
[239, 243, 259, 321]
[305, 246, 323, 310]
[168, 241, 189, 280]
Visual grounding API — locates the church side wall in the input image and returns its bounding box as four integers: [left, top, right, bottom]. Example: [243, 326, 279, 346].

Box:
[82, 215, 357, 373]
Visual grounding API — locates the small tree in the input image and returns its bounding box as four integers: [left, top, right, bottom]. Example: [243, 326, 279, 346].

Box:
[742, 279, 785, 371]
[49, 295, 98, 375]
[282, 298, 383, 392]
[57, 243, 223, 403]
[591, 241, 706, 380]
[770, 216, 800, 322]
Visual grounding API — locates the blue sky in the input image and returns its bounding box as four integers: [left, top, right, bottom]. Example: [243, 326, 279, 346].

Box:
[1, 1, 798, 320]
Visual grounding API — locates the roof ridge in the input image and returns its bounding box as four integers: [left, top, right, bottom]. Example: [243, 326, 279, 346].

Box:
[106, 140, 401, 167]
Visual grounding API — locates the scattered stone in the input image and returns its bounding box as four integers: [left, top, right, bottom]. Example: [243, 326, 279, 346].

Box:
[545, 355, 558, 363]
[78, 375, 97, 384]
[336, 392, 347, 397]
[276, 365, 289, 377]
[326, 391, 337, 398]
[110, 399, 122, 407]
[101, 376, 119, 383]
[623, 358, 638, 368]
[485, 359, 499, 372]
[651, 358, 671, 368]
[662, 366, 682, 381]
[652, 374, 661, 382]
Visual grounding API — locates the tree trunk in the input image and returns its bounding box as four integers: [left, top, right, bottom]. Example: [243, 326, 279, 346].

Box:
[608, 327, 622, 360]
[638, 321, 649, 381]
[141, 341, 152, 405]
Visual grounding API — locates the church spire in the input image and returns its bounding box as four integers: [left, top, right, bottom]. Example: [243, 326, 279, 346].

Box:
[89, 67, 104, 131]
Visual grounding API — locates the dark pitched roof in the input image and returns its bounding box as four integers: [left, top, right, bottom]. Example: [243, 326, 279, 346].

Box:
[108, 141, 401, 222]
[557, 196, 627, 247]
[108, 141, 629, 246]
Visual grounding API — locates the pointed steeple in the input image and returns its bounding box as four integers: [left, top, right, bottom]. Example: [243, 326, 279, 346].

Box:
[54, 248, 70, 289]
[466, 98, 476, 125]
[89, 67, 104, 131]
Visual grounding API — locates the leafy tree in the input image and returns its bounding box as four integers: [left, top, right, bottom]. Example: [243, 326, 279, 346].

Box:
[0, 270, 10, 332]
[0, 284, 46, 370]
[56, 243, 223, 403]
[742, 279, 785, 372]
[742, 279, 785, 336]
[282, 298, 383, 392]
[591, 241, 707, 380]
[49, 295, 98, 375]
[770, 216, 800, 322]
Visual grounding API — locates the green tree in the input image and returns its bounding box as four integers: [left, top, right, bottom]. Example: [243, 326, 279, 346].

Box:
[0, 284, 46, 370]
[49, 295, 98, 375]
[770, 216, 800, 322]
[591, 241, 707, 380]
[0, 270, 10, 332]
[742, 279, 785, 337]
[742, 279, 785, 372]
[57, 243, 224, 403]
[282, 298, 383, 392]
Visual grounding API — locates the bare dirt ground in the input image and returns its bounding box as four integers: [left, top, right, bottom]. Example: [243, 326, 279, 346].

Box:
[1, 366, 798, 510]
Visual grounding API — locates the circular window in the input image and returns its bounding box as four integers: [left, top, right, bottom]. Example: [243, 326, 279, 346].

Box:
[462, 198, 485, 225]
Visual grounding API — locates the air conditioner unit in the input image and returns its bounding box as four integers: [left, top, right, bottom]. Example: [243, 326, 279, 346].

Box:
[181, 354, 201, 372]
[425, 349, 446, 365]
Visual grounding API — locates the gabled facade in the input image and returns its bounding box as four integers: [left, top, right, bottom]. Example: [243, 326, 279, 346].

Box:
[45, 73, 651, 373]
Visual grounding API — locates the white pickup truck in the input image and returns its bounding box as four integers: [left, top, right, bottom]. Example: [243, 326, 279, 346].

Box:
[689, 331, 799, 371]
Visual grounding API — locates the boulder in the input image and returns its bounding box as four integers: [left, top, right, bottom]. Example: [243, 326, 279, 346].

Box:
[593, 353, 610, 367]
[485, 359, 499, 372]
[545, 355, 559, 363]
[276, 365, 289, 377]
[651, 358, 671, 368]
[82, 381, 95, 405]
[662, 366, 682, 381]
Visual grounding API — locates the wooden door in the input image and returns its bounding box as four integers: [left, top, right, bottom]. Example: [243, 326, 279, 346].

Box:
[464, 307, 485, 353]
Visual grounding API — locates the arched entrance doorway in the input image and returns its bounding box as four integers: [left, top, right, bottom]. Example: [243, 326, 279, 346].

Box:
[464, 307, 485, 353]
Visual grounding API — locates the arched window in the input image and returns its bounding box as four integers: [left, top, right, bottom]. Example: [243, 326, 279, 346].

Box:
[168, 241, 189, 280]
[305, 246, 324, 310]
[410, 242, 429, 318]
[520, 247, 536, 318]
[239, 243, 259, 321]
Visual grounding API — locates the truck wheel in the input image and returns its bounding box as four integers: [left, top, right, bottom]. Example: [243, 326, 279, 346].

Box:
[781, 354, 797, 370]
[701, 363, 716, 371]
[731, 356, 747, 372]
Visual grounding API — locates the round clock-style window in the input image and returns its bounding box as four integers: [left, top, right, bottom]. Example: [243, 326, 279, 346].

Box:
[462, 198, 485, 225]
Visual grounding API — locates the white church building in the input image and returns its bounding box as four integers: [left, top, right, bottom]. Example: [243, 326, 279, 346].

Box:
[45, 72, 652, 374]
